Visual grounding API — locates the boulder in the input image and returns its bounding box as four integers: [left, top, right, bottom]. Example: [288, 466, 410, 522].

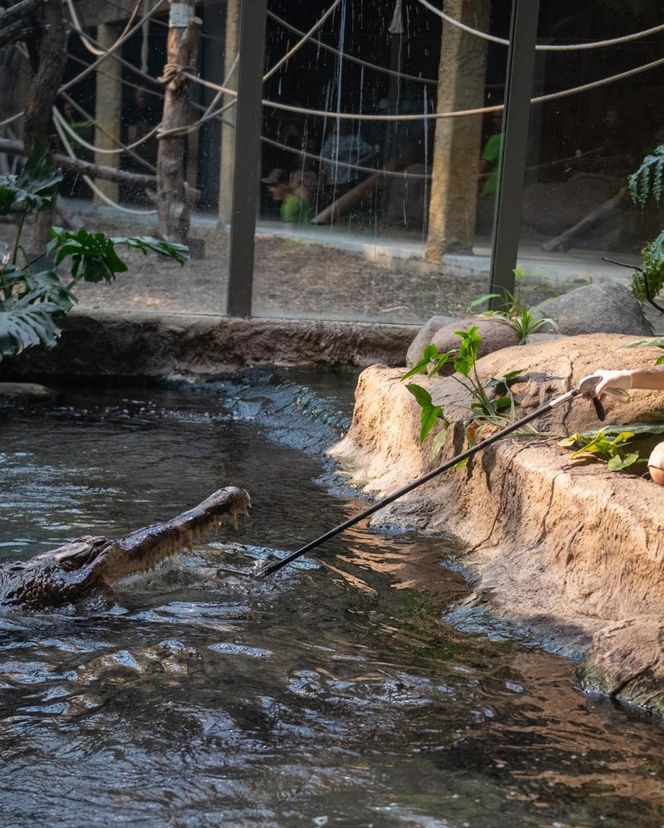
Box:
[533, 282, 653, 337]
[405, 314, 458, 367]
[406, 315, 519, 369]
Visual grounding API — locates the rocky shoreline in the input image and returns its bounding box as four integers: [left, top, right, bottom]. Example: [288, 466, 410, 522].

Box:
[329, 334, 664, 716]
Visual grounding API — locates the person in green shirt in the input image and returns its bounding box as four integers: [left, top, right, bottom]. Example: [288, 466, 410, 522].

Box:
[478, 113, 504, 198]
[261, 168, 314, 226]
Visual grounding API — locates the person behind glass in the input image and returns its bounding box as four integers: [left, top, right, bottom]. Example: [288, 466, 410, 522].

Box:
[582, 365, 664, 484]
[261, 168, 313, 226]
[478, 112, 504, 199]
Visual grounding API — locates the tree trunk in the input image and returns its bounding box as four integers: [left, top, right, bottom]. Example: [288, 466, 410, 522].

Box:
[22, 0, 67, 254]
[156, 0, 201, 243]
[218, 0, 239, 225]
[425, 0, 490, 262]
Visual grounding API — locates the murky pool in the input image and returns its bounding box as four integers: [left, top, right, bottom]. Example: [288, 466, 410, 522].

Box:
[0, 373, 662, 827]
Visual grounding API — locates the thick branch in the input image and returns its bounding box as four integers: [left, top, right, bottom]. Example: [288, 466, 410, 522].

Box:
[0, 0, 41, 49]
[0, 138, 201, 198]
[0, 137, 155, 186]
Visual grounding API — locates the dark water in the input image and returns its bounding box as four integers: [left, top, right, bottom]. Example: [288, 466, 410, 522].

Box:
[0, 375, 662, 828]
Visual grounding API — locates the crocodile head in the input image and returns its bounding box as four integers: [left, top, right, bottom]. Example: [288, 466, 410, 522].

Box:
[0, 486, 251, 611]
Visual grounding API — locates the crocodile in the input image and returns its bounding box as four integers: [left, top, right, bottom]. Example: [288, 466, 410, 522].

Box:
[0, 486, 250, 611]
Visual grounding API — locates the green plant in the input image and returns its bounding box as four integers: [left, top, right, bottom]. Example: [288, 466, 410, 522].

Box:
[466, 269, 553, 344]
[627, 146, 664, 307]
[0, 149, 188, 362]
[559, 429, 644, 472]
[621, 337, 664, 365]
[403, 327, 525, 456]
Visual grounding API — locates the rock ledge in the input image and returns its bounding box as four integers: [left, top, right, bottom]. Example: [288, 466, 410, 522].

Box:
[330, 334, 664, 715]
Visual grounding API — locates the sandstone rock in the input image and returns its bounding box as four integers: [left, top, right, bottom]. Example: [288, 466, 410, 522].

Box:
[405, 314, 458, 367]
[580, 617, 664, 714]
[330, 333, 664, 715]
[532, 282, 653, 336]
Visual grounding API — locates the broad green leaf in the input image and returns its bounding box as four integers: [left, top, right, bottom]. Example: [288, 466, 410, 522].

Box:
[419, 404, 442, 443]
[621, 338, 664, 350]
[402, 356, 431, 380]
[559, 434, 580, 448]
[607, 453, 640, 471]
[0, 147, 62, 215]
[430, 427, 449, 459]
[406, 383, 433, 408]
[0, 302, 61, 360]
[111, 235, 189, 265]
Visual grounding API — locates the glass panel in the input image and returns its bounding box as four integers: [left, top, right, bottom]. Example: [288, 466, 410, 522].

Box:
[516, 1, 664, 309]
[249, 0, 511, 323]
[57, 3, 230, 315]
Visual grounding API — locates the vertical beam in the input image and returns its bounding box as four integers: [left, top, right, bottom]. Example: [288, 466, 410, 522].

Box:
[94, 22, 123, 203]
[226, 0, 267, 317]
[425, 0, 490, 262]
[219, 0, 239, 224]
[488, 0, 540, 303]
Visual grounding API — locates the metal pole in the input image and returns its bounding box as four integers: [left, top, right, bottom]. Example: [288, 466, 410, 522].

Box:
[226, 0, 267, 317]
[488, 0, 540, 306]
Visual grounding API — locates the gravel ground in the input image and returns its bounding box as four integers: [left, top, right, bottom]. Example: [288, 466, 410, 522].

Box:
[0, 221, 578, 324]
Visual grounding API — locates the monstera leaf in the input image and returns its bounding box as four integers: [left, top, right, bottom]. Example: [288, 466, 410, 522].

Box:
[47, 228, 190, 284]
[0, 147, 62, 215]
[0, 302, 62, 360]
[111, 235, 189, 266]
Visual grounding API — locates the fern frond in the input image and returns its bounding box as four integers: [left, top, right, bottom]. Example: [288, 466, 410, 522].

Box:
[628, 145, 664, 207]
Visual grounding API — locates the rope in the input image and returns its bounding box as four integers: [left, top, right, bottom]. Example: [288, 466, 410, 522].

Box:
[186, 54, 664, 121]
[140, 0, 150, 74]
[61, 0, 167, 93]
[157, 53, 239, 138]
[59, 90, 157, 173]
[263, 0, 342, 82]
[65, 0, 144, 57]
[53, 108, 157, 215]
[260, 135, 429, 180]
[157, 94, 237, 138]
[267, 9, 437, 86]
[416, 0, 664, 51]
[56, 102, 161, 157]
[0, 111, 23, 129]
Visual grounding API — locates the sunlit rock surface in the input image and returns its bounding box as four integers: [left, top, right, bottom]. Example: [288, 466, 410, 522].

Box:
[330, 334, 664, 715]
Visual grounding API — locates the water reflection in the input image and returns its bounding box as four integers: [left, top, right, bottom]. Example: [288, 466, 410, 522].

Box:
[0, 381, 662, 827]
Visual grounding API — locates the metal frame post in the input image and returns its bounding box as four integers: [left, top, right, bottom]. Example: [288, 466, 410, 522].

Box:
[226, 0, 267, 317]
[488, 0, 540, 305]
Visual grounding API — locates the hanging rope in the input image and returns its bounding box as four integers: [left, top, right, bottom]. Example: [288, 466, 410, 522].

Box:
[185, 54, 664, 122]
[140, 0, 150, 74]
[53, 108, 157, 215]
[267, 10, 437, 86]
[416, 0, 664, 51]
[61, 0, 167, 93]
[263, 0, 342, 81]
[65, 0, 145, 58]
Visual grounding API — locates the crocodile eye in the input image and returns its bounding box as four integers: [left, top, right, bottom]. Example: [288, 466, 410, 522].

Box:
[53, 538, 110, 571]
